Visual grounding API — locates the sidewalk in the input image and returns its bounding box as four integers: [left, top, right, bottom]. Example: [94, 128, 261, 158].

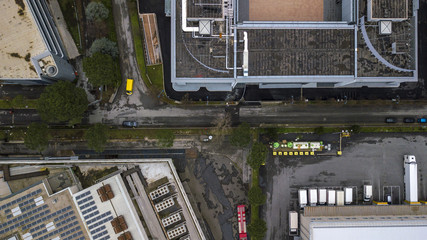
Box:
[47, 0, 80, 59]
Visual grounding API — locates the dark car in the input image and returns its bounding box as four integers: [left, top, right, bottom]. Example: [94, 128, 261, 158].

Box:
[385, 117, 397, 123]
[122, 121, 138, 127]
[403, 117, 415, 123]
[417, 118, 427, 123]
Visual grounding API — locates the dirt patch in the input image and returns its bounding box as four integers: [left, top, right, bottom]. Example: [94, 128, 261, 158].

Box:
[15, 0, 25, 10]
[249, 0, 323, 21]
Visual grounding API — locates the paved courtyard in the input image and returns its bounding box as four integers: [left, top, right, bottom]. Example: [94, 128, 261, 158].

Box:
[263, 133, 427, 239]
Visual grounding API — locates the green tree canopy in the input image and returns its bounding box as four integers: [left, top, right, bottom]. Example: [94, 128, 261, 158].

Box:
[247, 142, 268, 169]
[230, 122, 251, 147]
[85, 2, 109, 22]
[350, 125, 361, 133]
[37, 81, 88, 124]
[248, 218, 267, 240]
[85, 123, 109, 153]
[89, 38, 119, 58]
[314, 126, 325, 135]
[83, 52, 120, 87]
[24, 122, 51, 152]
[248, 186, 266, 206]
[156, 130, 175, 148]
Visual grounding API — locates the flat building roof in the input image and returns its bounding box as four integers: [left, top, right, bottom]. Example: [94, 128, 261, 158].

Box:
[0, 0, 46, 79]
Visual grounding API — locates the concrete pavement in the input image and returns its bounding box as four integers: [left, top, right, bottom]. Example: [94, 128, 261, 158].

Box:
[47, 0, 80, 59]
[111, 0, 152, 107]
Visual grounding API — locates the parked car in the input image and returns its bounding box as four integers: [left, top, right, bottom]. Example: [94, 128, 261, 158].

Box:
[403, 117, 415, 123]
[385, 117, 397, 123]
[122, 121, 138, 128]
[417, 118, 427, 123]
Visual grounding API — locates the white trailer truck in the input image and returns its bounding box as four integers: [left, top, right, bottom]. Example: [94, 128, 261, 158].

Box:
[327, 190, 336, 205]
[404, 155, 418, 204]
[336, 190, 345, 206]
[308, 188, 318, 206]
[299, 189, 307, 208]
[344, 187, 353, 205]
[289, 211, 299, 236]
[318, 189, 327, 205]
[364, 185, 372, 202]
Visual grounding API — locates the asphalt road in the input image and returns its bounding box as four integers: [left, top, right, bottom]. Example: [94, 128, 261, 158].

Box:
[3, 103, 427, 127]
[0, 109, 40, 125]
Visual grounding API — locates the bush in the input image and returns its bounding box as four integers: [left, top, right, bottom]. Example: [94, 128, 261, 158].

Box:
[248, 218, 267, 240]
[85, 2, 109, 22]
[314, 126, 325, 135]
[37, 81, 88, 124]
[350, 125, 361, 133]
[85, 123, 109, 153]
[89, 38, 119, 58]
[248, 186, 266, 206]
[230, 122, 251, 147]
[247, 142, 268, 169]
[24, 123, 51, 152]
[83, 52, 120, 87]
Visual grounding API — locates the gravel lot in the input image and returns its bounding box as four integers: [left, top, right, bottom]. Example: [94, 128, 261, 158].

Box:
[263, 133, 427, 239]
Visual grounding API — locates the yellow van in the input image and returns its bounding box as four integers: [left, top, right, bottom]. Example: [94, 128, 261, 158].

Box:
[126, 79, 134, 95]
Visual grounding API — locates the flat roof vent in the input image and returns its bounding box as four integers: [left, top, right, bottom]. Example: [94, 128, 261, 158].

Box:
[199, 20, 211, 35]
[379, 21, 392, 35]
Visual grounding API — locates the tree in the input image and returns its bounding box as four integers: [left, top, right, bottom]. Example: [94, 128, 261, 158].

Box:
[248, 218, 267, 240]
[24, 123, 50, 152]
[350, 125, 361, 133]
[247, 142, 268, 169]
[83, 52, 120, 87]
[314, 126, 325, 135]
[85, 2, 109, 22]
[263, 127, 278, 140]
[89, 38, 119, 58]
[248, 186, 266, 206]
[156, 130, 175, 148]
[230, 122, 251, 147]
[211, 113, 231, 145]
[85, 123, 109, 153]
[37, 81, 88, 124]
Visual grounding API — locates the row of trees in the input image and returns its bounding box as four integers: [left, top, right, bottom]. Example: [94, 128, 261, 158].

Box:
[84, 2, 120, 88]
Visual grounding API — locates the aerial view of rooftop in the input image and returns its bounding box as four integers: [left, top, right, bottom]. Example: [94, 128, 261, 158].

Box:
[0, 160, 205, 240]
[172, 0, 419, 91]
[1, 0, 427, 240]
[0, 0, 76, 85]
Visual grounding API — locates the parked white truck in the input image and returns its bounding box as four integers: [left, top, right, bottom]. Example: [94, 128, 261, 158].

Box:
[289, 211, 299, 236]
[404, 155, 419, 204]
[344, 187, 353, 205]
[364, 185, 372, 202]
[318, 189, 327, 205]
[308, 188, 318, 206]
[299, 189, 307, 208]
[336, 190, 345, 206]
[327, 190, 336, 205]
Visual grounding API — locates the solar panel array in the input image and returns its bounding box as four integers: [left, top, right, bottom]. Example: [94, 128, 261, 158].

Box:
[0, 187, 89, 240]
[0, 189, 42, 210]
[76, 190, 111, 240]
[88, 211, 113, 230]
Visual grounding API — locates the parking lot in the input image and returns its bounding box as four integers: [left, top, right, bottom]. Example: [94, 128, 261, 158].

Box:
[262, 133, 427, 239]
